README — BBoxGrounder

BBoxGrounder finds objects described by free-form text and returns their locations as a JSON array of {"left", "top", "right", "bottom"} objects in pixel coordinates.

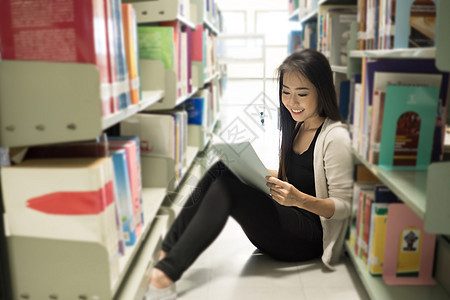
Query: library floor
[{"left": 172, "top": 79, "right": 371, "bottom": 300}]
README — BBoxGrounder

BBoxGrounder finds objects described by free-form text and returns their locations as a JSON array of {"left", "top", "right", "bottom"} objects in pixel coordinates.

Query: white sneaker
[{"left": 143, "top": 284, "right": 177, "bottom": 300}]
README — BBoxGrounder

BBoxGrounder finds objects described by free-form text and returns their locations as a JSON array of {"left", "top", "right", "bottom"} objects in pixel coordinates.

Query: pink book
[
  {"left": 0, "top": 0, "right": 111, "bottom": 116},
  {"left": 108, "top": 140, "right": 143, "bottom": 237},
  {"left": 191, "top": 25, "right": 204, "bottom": 62},
  {"left": 104, "top": 0, "right": 119, "bottom": 114}
]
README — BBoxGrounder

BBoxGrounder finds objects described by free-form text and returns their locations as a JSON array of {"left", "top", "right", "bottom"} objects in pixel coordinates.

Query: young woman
[{"left": 145, "top": 49, "right": 354, "bottom": 300}]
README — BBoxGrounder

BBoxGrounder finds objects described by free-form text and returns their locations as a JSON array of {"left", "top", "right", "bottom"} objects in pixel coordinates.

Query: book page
[{"left": 211, "top": 141, "right": 271, "bottom": 195}]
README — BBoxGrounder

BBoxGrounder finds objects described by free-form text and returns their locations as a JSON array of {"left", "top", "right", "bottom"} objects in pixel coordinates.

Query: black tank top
[{"left": 286, "top": 123, "right": 323, "bottom": 197}]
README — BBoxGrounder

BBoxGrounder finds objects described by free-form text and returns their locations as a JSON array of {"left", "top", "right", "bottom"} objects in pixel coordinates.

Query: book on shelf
[
  {"left": 288, "top": 30, "right": 302, "bottom": 54},
  {"left": 357, "top": 0, "right": 437, "bottom": 50},
  {"left": 349, "top": 75, "right": 362, "bottom": 152},
  {"left": 0, "top": 0, "right": 112, "bottom": 116},
  {"left": 355, "top": 58, "right": 449, "bottom": 162},
  {"left": 350, "top": 165, "right": 381, "bottom": 256},
  {"left": 355, "top": 185, "right": 375, "bottom": 258},
  {"left": 328, "top": 9, "right": 357, "bottom": 66},
  {"left": 367, "top": 71, "right": 443, "bottom": 165},
  {"left": 108, "top": 135, "right": 144, "bottom": 230},
  {"left": 180, "top": 97, "right": 208, "bottom": 126},
  {"left": 108, "top": 139, "right": 143, "bottom": 237},
  {"left": 121, "top": 4, "right": 141, "bottom": 105},
  {"left": 409, "top": 0, "right": 436, "bottom": 47},
  {"left": 367, "top": 185, "right": 400, "bottom": 275},
  {"left": 191, "top": 25, "right": 204, "bottom": 63},
  {"left": 110, "top": 0, "right": 131, "bottom": 110},
  {"left": 339, "top": 80, "right": 351, "bottom": 122},
  {"left": 378, "top": 85, "right": 439, "bottom": 170},
  {"left": 138, "top": 26, "right": 175, "bottom": 71},
  {"left": 289, "top": 0, "right": 299, "bottom": 15},
  {"left": 120, "top": 111, "right": 188, "bottom": 179},
  {"left": 302, "top": 21, "right": 317, "bottom": 51},
  {"left": 184, "top": 25, "right": 193, "bottom": 94},
  {"left": 159, "top": 20, "right": 182, "bottom": 99},
  {"left": 103, "top": 0, "right": 119, "bottom": 115},
  {"left": 1, "top": 157, "right": 121, "bottom": 282},
  {"left": 318, "top": 5, "right": 356, "bottom": 57},
  {"left": 110, "top": 149, "right": 136, "bottom": 247}
]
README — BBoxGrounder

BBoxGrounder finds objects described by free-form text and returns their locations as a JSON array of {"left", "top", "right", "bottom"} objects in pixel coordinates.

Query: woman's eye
[
  {"left": 298, "top": 94, "right": 307, "bottom": 97},
  {"left": 282, "top": 91, "right": 290, "bottom": 95}
]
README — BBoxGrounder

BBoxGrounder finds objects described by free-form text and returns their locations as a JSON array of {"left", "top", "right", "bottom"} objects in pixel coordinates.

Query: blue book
[
  {"left": 111, "top": 0, "right": 131, "bottom": 109},
  {"left": 109, "top": 135, "right": 144, "bottom": 228},
  {"left": 339, "top": 80, "right": 351, "bottom": 121},
  {"left": 183, "top": 97, "right": 206, "bottom": 125},
  {"left": 111, "top": 149, "right": 136, "bottom": 246}
]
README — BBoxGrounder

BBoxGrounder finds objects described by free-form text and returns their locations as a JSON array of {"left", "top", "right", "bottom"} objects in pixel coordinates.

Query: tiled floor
[{"left": 174, "top": 79, "right": 370, "bottom": 300}]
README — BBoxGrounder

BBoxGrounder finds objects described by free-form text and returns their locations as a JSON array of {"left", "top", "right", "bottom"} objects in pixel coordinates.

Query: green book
[
  {"left": 138, "top": 26, "right": 174, "bottom": 70},
  {"left": 379, "top": 85, "right": 439, "bottom": 170}
]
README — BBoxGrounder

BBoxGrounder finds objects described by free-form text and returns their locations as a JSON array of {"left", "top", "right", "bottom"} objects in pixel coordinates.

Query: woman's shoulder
[{"left": 321, "top": 119, "right": 350, "bottom": 139}]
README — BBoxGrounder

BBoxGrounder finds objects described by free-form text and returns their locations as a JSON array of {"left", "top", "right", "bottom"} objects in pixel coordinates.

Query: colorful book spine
[
  {"left": 108, "top": 140, "right": 143, "bottom": 237},
  {"left": 0, "top": 0, "right": 111, "bottom": 116},
  {"left": 111, "top": 0, "right": 131, "bottom": 109},
  {"left": 111, "top": 149, "right": 136, "bottom": 246},
  {"left": 121, "top": 4, "right": 140, "bottom": 105},
  {"left": 109, "top": 135, "right": 144, "bottom": 231},
  {"left": 367, "top": 202, "right": 390, "bottom": 275},
  {"left": 103, "top": 0, "right": 119, "bottom": 114}
]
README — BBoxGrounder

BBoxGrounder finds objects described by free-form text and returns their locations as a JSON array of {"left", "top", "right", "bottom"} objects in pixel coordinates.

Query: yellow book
[
  {"left": 122, "top": 4, "right": 140, "bottom": 104},
  {"left": 368, "top": 203, "right": 389, "bottom": 275},
  {"left": 397, "top": 226, "right": 421, "bottom": 277}
]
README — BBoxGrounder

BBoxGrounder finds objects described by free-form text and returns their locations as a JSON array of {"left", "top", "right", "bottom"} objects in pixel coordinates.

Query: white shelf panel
[
  {"left": 205, "top": 72, "right": 220, "bottom": 84},
  {"left": 300, "top": 10, "right": 318, "bottom": 24},
  {"left": 345, "top": 242, "right": 449, "bottom": 300},
  {"left": 0, "top": 60, "right": 103, "bottom": 147},
  {"left": 127, "top": 0, "right": 195, "bottom": 28},
  {"left": 177, "top": 15, "right": 196, "bottom": 30},
  {"left": 203, "top": 18, "right": 219, "bottom": 35},
  {"left": 350, "top": 47, "right": 436, "bottom": 59},
  {"left": 331, "top": 65, "right": 348, "bottom": 73},
  {"left": 353, "top": 150, "right": 427, "bottom": 219},
  {"left": 102, "top": 90, "right": 164, "bottom": 130},
  {"left": 112, "top": 188, "right": 167, "bottom": 296},
  {"left": 288, "top": 9, "right": 300, "bottom": 21}
]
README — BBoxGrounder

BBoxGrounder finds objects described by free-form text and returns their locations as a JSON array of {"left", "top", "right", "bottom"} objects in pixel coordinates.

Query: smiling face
[{"left": 281, "top": 72, "right": 322, "bottom": 126}]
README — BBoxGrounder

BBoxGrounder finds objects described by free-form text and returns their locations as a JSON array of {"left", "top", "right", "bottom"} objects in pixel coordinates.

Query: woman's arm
[{"left": 266, "top": 176, "right": 335, "bottom": 218}]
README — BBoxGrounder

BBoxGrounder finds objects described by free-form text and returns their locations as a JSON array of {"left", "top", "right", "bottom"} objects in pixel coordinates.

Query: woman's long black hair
[{"left": 276, "top": 49, "right": 342, "bottom": 181}]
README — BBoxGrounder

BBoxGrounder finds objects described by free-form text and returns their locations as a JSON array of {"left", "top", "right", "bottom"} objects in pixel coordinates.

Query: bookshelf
[
  {"left": 291, "top": 0, "right": 450, "bottom": 298},
  {"left": 0, "top": 59, "right": 165, "bottom": 148},
  {"left": 345, "top": 241, "right": 449, "bottom": 300},
  {"left": 0, "top": 0, "right": 223, "bottom": 299}
]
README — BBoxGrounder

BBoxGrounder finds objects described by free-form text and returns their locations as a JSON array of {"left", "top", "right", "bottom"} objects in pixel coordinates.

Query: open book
[{"left": 211, "top": 141, "right": 271, "bottom": 195}]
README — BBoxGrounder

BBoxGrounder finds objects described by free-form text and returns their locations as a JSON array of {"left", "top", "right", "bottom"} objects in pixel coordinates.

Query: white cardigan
[{"left": 313, "top": 118, "right": 354, "bottom": 269}]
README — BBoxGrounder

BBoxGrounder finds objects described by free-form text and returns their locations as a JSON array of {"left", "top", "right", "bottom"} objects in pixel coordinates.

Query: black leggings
[{"left": 155, "top": 161, "right": 323, "bottom": 281}]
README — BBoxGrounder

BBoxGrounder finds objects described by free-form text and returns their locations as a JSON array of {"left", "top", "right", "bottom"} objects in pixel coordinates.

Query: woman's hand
[
  {"left": 267, "top": 169, "right": 278, "bottom": 178},
  {"left": 265, "top": 176, "right": 303, "bottom": 207}
]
